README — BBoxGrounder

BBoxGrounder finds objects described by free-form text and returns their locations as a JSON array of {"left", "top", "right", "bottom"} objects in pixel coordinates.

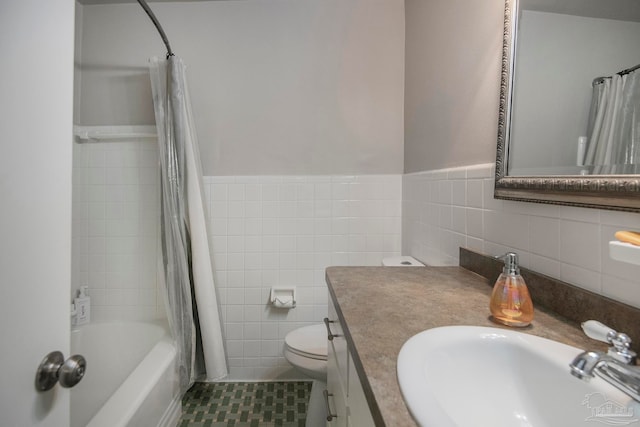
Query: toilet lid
[{"left": 285, "top": 324, "right": 327, "bottom": 360}]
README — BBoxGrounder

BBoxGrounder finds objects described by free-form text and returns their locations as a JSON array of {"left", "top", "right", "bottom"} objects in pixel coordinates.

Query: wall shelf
[
  {"left": 74, "top": 125, "right": 157, "bottom": 142},
  {"left": 609, "top": 241, "right": 640, "bottom": 266}
]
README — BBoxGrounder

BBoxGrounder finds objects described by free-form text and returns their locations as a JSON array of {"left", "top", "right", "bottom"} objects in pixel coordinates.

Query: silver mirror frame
[{"left": 494, "top": 0, "right": 640, "bottom": 212}]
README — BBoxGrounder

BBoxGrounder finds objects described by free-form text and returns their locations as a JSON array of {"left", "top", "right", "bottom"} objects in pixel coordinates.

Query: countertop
[{"left": 325, "top": 266, "right": 606, "bottom": 427}]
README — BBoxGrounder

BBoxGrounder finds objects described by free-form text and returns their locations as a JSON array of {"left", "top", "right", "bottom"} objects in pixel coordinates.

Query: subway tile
[
  {"left": 600, "top": 210, "right": 640, "bottom": 228},
  {"left": 484, "top": 210, "right": 529, "bottom": 251},
  {"left": 560, "top": 206, "right": 600, "bottom": 224},
  {"left": 437, "top": 180, "right": 453, "bottom": 205},
  {"left": 228, "top": 184, "right": 245, "bottom": 201},
  {"left": 529, "top": 216, "right": 560, "bottom": 259},
  {"left": 558, "top": 220, "right": 601, "bottom": 271},
  {"left": 466, "top": 164, "right": 494, "bottom": 179},
  {"left": 466, "top": 236, "right": 484, "bottom": 253},
  {"left": 331, "top": 182, "right": 350, "bottom": 200},
  {"left": 228, "top": 218, "right": 245, "bottom": 235},
  {"left": 602, "top": 274, "right": 640, "bottom": 309},
  {"left": 560, "top": 263, "right": 602, "bottom": 294},
  {"left": 466, "top": 208, "right": 483, "bottom": 239},
  {"left": 244, "top": 184, "right": 261, "bottom": 201},
  {"left": 261, "top": 184, "right": 279, "bottom": 201},
  {"left": 447, "top": 168, "right": 467, "bottom": 180},
  {"left": 529, "top": 254, "right": 562, "bottom": 280},
  {"left": 482, "top": 179, "right": 502, "bottom": 211},
  {"left": 296, "top": 219, "right": 315, "bottom": 235},
  {"left": 466, "top": 180, "right": 484, "bottom": 208},
  {"left": 243, "top": 323, "right": 261, "bottom": 340}
]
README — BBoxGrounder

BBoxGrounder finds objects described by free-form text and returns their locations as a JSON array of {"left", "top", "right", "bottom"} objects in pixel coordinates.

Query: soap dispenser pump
[{"left": 489, "top": 252, "right": 533, "bottom": 327}]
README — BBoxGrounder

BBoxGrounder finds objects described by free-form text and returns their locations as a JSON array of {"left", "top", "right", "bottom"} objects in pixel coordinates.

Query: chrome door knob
[{"left": 35, "top": 351, "right": 87, "bottom": 391}]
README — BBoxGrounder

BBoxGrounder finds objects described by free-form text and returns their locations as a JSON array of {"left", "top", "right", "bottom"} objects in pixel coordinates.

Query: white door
[{"left": 0, "top": 1, "right": 75, "bottom": 426}]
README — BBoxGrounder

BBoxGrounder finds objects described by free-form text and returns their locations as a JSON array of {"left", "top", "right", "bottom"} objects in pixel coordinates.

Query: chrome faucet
[{"left": 569, "top": 320, "right": 640, "bottom": 402}]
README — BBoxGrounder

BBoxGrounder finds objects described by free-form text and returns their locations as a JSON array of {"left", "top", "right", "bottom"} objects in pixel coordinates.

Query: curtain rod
[
  {"left": 136, "top": 0, "right": 174, "bottom": 58},
  {"left": 592, "top": 62, "right": 640, "bottom": 86}
]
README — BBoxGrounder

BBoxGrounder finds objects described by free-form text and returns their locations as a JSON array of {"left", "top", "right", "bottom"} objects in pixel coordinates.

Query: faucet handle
[
  {"left": 582, "top": 320, "right": 636, "bottom": 364},
  {"left": 582, "top": 320, "right": 616, "bottom": 342}
]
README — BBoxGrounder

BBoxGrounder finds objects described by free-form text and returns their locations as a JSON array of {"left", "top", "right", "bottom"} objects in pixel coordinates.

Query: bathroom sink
[{"left": 397, "top": 326, "right": 640, "bottom": 427}]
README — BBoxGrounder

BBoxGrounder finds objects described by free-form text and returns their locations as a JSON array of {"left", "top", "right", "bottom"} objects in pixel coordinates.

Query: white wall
[
  {"left": 403, "top": 164, "right": 640, "bottom": 309},
  {"left": 510, "top": 11, "right": 640, "bottom": 174},
  {"left": 78, "top": 0, "right": 405, "bottom": 176},
  {"left": 205, "top": 175, "right": 402, "bottom": 379}
]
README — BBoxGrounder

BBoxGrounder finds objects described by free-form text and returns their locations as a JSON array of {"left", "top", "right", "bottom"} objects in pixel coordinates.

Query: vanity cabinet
[{"left": 325, "top": 299, "right": 376, "bottom": 427}]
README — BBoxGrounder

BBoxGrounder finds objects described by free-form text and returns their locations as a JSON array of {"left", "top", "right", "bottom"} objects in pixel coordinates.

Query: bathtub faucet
[{"left": 569, "top": 320, "right": 640, "bottom": 402}]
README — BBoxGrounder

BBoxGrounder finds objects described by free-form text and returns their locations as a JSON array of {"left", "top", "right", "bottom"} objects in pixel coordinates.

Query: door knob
[{"left": 35, "top": 351, "right": 87, "bottom": 391}]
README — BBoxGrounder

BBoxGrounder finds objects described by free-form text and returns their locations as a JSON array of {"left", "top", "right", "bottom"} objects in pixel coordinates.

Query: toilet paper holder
[{"left": 270, "top": 287, "right": 296, "bottom": 309}]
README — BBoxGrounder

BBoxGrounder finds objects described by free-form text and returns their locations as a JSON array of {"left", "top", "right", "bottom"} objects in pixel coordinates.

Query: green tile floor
[{"left": 177, "top": 381, "right": 313, "bottom": 427}]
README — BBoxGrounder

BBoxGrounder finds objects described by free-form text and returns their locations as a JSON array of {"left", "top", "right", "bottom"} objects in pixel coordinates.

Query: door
[{"left": 0, "top": 0, "right": 75, "bottom": 425}]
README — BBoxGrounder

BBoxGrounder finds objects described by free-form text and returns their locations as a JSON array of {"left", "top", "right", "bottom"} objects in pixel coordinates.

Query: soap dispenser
[{"left": 489, "top": 252, "right": 533, "bottom": 327}]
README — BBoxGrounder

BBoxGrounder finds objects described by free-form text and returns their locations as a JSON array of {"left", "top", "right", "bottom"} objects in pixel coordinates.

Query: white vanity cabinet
[{"left": 325, "top": 299, "right": 376, "bottom": 427}]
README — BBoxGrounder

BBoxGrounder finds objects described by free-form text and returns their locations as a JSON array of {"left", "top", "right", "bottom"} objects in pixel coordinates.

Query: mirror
[{"left": 495, "top": 0, "right": 640, "bottom": 211}]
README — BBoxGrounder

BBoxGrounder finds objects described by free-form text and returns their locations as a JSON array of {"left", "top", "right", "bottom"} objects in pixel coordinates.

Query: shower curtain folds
[
  {"left": 149, "top": 56, "right": 227, "bottom": 394},
  {"left": 585, "top": 69, "right": 640, "bottom": 170}
]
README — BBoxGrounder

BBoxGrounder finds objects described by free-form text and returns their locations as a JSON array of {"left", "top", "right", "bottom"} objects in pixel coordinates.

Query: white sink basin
[{"left": 397, "top": 326, "right": 640, "bottom": 427}]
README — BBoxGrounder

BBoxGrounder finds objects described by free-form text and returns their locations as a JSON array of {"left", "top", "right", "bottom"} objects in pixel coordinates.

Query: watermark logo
[{"left": 582, "top": 393, "right": 638, "bottom": 425}]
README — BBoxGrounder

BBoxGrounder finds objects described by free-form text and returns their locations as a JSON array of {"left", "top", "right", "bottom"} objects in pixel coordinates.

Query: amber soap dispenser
[{"left": 489, "top": 252, "right": 534, "bottom": 327}]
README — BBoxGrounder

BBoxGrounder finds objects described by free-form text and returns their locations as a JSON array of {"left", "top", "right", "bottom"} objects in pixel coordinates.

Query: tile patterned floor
[{"left": 177, "top": 381, "right": 313, "bottom": 427}]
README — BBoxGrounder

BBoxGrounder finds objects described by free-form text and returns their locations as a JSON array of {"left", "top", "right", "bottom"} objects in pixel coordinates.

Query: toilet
[
  {"left": 283, "top": 256, "right": 424, "bottom": 381},
  {"left": 283, "top": 257, "right": 423, "bottom": 426},
  {"left": 283, "top": 324, "right": 328, "bottom": 381},
  {"left": 283, "top": 324, "right": 328, "bottom": 427}
]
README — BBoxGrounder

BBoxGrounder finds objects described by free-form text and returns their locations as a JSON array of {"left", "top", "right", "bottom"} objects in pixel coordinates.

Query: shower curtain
[
  {"left": 149, "top": 56, "right": 227, "bottom": 394},
  {"left": 584, "top": 70, "right": 640, "bottom": 172}
]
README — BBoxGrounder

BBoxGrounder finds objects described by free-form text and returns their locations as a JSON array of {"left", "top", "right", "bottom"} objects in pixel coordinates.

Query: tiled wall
[
  {"left": 402, "top": 163, "right": 640, "bottom": 309},
  {"left": 72, "top": 141, "right": 401, "bottom": 379},
  {"left": 204, "top": 175, "right": 402, "bottom": 380},
  {"left": 71, "top": 140, "right": 165, "bottom": 321}
]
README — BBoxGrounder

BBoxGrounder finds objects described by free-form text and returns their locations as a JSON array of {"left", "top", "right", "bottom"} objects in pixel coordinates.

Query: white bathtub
[{"left": 70, "top": 321, "right": 181, "bottom": 427}]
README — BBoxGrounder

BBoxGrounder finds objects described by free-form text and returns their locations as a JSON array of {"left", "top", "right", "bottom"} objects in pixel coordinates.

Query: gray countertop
[{"left": 325, "top": 266, "right": 605, "bottom": 427}]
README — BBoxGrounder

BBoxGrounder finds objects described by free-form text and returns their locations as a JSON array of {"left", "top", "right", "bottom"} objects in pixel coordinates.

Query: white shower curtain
[
  {"left": 149, "top": 56, "right": 227, "bottom": 393},
  {"left": 585, "top": 70, "right": 640, "bottom": 172}
]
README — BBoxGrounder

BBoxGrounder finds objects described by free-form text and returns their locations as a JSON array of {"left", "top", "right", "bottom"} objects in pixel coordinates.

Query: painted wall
[
  {"left": 404, "top": 0, "right": 504, "bottom": 173},
  {"left": 77, "top": 0, "right": 405, "bottom": 176},
  {"left": 510, "top": 11, "right": 640, "bottom": 175}
]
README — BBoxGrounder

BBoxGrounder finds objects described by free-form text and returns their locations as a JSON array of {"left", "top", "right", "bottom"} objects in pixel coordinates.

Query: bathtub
[{"left": 70, "top": 321, "right": 181, "bottom": 427}]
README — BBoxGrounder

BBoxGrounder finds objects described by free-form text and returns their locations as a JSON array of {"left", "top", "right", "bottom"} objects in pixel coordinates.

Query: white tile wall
[
  {"left": 402, "top": 163, "right": 640, "bottom": 309},
  {"left": 204, "top": 175, "right": 402, "bottom": 380},
  {"left": 71, "top": 140, "right": 165, "bottom": 321},
  {"left": 73, "top": 148, "right": 639, "bottom": 380}
]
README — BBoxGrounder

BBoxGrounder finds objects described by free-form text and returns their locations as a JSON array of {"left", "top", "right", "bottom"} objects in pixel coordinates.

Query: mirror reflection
[{"left": 507, "top": 0, "right": 640, "bottom": 176}]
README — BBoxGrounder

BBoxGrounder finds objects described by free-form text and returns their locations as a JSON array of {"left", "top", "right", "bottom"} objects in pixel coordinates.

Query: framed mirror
[{"left": 495, "top": 0, "right": 640, "bottom": 212}]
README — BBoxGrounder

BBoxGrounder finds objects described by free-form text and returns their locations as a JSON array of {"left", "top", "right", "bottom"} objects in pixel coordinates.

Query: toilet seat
[{"left": 284, "top": 324, "right": 327, "bottom": 361}]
